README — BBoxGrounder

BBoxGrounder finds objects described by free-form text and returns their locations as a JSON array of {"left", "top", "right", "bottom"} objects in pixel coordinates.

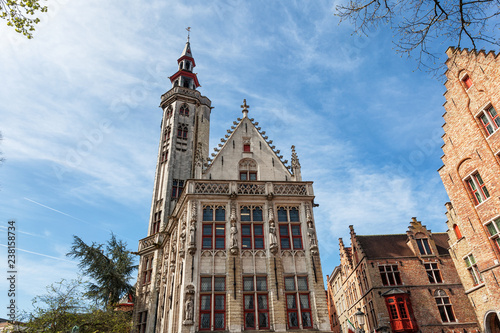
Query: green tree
[
  {"left": 22, "top": 278, "right": 133, "bottom": 332},
  {"left": 0, "top": 0, "right": 48, "bottom": 39},
  {"left": 336, "top": 0, "right": 500, "bottom": 70},
  {"left": 67, "top": 234, "right": 137, "bottom": 308}
]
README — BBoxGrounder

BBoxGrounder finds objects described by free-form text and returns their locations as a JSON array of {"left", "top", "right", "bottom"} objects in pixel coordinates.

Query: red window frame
[
  {"left": 467, "top": 172, "right": 490, "bottom": 205},
  {"left": 243, "top": 144, "right": 251, "bottom": 152},
  {"left": 279, "top": 224, "right": 291, "bottom": 249},
  {"left": 202, "top": 224, "right": 213, "bottom": 249},
  {"left": 299, "top": 293, "right": 313, "bottom": 328},
  {"left": 177, "top": 125, "right": 188, "bottom": 139},
  {"left": 286, "top": 293, "right": 299, "bottom": 329},
  {"left": 241, "top": 224, "right": 264, "bottom": 250},
  {"left": 180, "top": 105, "right": 189, "bottom": 116},
  {"left": 161, "top": 150, "right": 168, "bottom": 163},
  {"left": 151, "top": 211, "right": 161, "bottom": 234},
  {"left": 202, "top": 223, "right": 225, "bottom": 250},
  {"left": 199, "top": 277, "right": 226, "bottom": 331},
  {"left": 199, "top": 293, "right": 211, "bottom": 330},
  {"left": 214, "top": 224, "right": 225, "bottom": 249},
  {"left": 480, "top": 113, "right": 495, "bottom": 135},
  {"left": 384, "top": 295, "right": 418, "bottom": 332},
  {"left": 171, "top": 179, "right": 184, "bottom": 199}
]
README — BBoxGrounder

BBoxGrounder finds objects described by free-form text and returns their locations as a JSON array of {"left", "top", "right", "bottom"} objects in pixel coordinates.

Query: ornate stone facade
[{"left": 133, "top": 39, "right": 331, "bottom": 333}]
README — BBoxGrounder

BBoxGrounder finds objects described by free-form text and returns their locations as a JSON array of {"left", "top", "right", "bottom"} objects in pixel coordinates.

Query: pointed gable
[{"left": 205, "top": 109, "right": 292, "bottom": 181}]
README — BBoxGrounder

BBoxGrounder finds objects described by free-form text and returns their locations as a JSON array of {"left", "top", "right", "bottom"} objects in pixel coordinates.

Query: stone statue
[
  {"left": 185, "top": 296, "right": 193, "bottom": 321},
  {"left": 189, "top": 221, "right": 196, "bottom": 246},
  {"left": 269, "top": 221, "right": 278, "bottom": 253},
  {"left": 307, "top": 221, "right": 318, "bottom": 255},
  {"left": 179, "top": 223, "right": 186, "bottom": 258},
  {"left": 230, "top": 221, "right": 238, "bottom": 254}
]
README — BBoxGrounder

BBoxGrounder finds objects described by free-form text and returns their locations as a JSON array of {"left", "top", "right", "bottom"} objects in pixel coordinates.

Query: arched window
[
  {"left": 453, "top": 224, "right": 462, "bottom": 239},
  {"left": 177, "top": 124, "right": 188, "bottom": 140},
  {"left": 434, "top": 290, "right": 456, "bottom": 323},
  {"left": 239, "top": 159, "right": 257, "bottom": 181},
  {"left": 180, "top": 104, "right": 189, "bottom": 116},
  {"left": 166, "top": 106, "right": 173, "bottom": 119}
]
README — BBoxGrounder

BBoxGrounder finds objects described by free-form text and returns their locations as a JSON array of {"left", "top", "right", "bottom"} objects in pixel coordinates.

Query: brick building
[
  {"left": 328, "top": 219, "right": 478, "bottom": 333},
  {"left": 326, "top": 268, "right": 341, "bottom": 333},
  {"left": 438, "top": 47, "right": 500, "bottom": 332},
  {"left": 133, "top": 38, "right": 331, "bottom": 333}
]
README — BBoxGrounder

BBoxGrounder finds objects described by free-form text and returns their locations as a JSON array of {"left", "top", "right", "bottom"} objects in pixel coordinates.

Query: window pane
[
  {"left": 253, "top": 207, "right": 263, "bottom": 221},
  {"left": 297, "top": 277, "right": 308, "bottom": 290},
  {"left": 202, "top": 238, "right": 212, "bottom": 249},
  {"left": 200, "top": 295, "right": 211, "bottom": 310},
  {"left": 200, "top": 313, "right": 210, "bottom": 329},
  {"left": 281, "top": 238, "right": 290, "bottom": 249},
  {"left": 277, "top": 208, "right": 288, "bottom": 222},
  {"left": 215, "top": 208, "right": 225, "bottom": 221},
  {"left": 215, "top": 238, "right": 225, "bottom": 249},
  {"left": 240, "top": 173, "right": 247, "bottom": 181},
  {"left": 293, "top": 238, "right": 303, "bottom": 249},
  {"left": 291, "top": 225, "right": 301, "bottom": 236},
  {"left": 302, "top": 312, "right": 312, "bottom": 327},
  {"left": 203, "top": 208, "right": 213, "bottom": 221},
  {"left": 299, "top": 294, "right": 310, "bottom": 308},
  {"left": 241, "top": 207, "right": 251, "bottom": 221},
  {"left": 256, "top": 277, "right": 267, "bottom": 291},
  {"left": 258, "top": 295, "right": 268, "bottom": 309},
  {"left": 288, "top": 312, "right": 299, "bottom": 328},
  {"left": 244, "top": 295, "right": 254, "bottom": 309},
  {"left": 242, "top": 237, "right": 252, "bottom": 249},
  {"left": 214, "top": 295, "right": 225, "bottom": 310},
  {"left": 243, "top": 277, "right": 254, "bottom": 291},
  {"left": 289, "top": 208, "right": 299, "bottom": 221},
  {"left": 203, "top": 225, "right": 212, "bottom": 235},
  {"left": 422, "top": 239, "right": 431, "bottom": 254},
  {"left": 245, "top": 312, "right": 255, "bottom": 328},
  {"left": 215, "top": 225, "right": 225, "bottom": 235},
  {"left": 285, "top": 277, "right": 295, "bottom": 291},
  {"left": 214, "top": 277, "right": 225, "bottom": 291},
  {"left": 286, "top": 294, "right": 297, "bottom": 309},
  {"left": 254, "top": 225, "right": 263, "bottom": 235},
  {"left": 214, "top": 313, "right": 224, "bottom": 329},
  {"left": 259, "top": 312, "right": 269, "bottom": 328},
  {"left": 201, "top": 278, "right": 211, "bottom": 292},
  {"left": 280, "top": 225, "right": 289, "bottom": 236},
  {"left": 255, "top": 238, "right": 264, "bottom": 249},
  {"left": 249, "top": 173, "right": 257, "bottom": 181},
  {"left": 242, "top": 225, "right": 251, "bottom": 235}
]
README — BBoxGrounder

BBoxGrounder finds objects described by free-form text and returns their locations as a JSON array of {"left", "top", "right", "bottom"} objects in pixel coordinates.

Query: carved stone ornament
[
  {"left": 305, "top": 204, "right": 312, "bottom": 223},
  {"left": 188, "top": 220, "right": 197, "bottom": 255},
  {"left": 230, "top": 221, "right": 239, "bottom": 254},
  {"left": 179, "top": 221, "right": 186, "bottom": 258},
  {"left": 291, "top": 145, "right": 301, "bottom": 169}
]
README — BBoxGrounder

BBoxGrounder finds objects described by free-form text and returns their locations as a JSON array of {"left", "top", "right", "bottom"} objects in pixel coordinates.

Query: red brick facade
[
  {"left": 439, "top": 47, "right": 500, "bottom": 332},
  {"left": 328, "top": 219, "right": 478, "bottom": 333}
]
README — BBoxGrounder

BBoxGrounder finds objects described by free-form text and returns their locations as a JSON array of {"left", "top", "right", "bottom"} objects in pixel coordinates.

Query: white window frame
[
  {"left": 477, "top": 104, "right": 500, "bottom": 136},
  {"left": 464, "top": 171, "right": 490, "bottom": 205},
  {"left": 484, "top": 216, "right": 500, "bottom": 251},
  {"left": 463, "top": 252, "right": 483, "bottom": 286}
]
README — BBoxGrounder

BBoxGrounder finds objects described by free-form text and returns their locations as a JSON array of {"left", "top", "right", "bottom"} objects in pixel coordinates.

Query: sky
[{"left": 0, "top": 0, "right": 490, "bottom": 316}]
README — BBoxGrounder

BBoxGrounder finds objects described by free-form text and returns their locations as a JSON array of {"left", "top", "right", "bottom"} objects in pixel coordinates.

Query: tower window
[
  {"left": 462, "top": 74, "right": 473, "bottom": 89},
  {"left": 166, "top": 106, "right": 173, "bottom": 119},
  {"left": 478, "top": 105, "right": 500, "bottom": 136},
  {"left": 141, "top": 256, "right": 153, "bottom": 285},
  {"left": 151, "top": 211, "right": 161, "bottom": 234},
  {"left": 177, "top": 124, "right": 188, "bottom": 140},
  {"left": 465, "top": 172, "right": 490, "bottom": 205},
  {"left": 180, "top": 104, "right": 189, "bottom": 116},
  {"left": 171, "top": 179, "right": 184, "bottom": 199},
  {"left": 434, "top": 290, "right": 456, "bottom": 322},
  {"left": 161, "top": 150, "right": 168, "bottom": 163}
]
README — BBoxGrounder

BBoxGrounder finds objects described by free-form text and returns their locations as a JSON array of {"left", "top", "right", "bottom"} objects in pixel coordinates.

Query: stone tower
[
  {"left": 439, "top": 47, "right": 500, "bottom": 332},
  {"left": 134, "top": 39, "right": 331, "bottom": 333}
]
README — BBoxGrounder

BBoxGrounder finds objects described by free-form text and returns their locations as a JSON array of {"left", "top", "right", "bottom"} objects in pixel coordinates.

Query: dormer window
[{"left": 415, "top": 234, "right": 432, "bottom": 255}]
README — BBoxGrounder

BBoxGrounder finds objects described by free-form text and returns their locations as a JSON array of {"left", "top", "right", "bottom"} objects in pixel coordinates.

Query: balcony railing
[
  {"left": 186, "top": 180, "right": 314, "bottom": 196},
  {"left": 138, "top": 232, "right": 164, "bottom": 252}
]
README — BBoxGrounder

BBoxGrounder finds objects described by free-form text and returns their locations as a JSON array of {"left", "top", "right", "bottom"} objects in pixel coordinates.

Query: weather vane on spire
[{"left": 186, "top": 27, "right": 191, "bottom": 42}]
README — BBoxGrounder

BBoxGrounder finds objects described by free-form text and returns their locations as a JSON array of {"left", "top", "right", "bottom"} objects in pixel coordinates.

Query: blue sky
[{"left": 0, "top": 0, "right": 480, "bottom": 315}]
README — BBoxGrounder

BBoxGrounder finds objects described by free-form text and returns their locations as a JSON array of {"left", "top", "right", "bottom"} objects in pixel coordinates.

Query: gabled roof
[
  {"left": 204, "top": 107, "right": 293, "bottom": 181},
  {"left": 356, "top": 233, "right": 449, "bottom": 259}
]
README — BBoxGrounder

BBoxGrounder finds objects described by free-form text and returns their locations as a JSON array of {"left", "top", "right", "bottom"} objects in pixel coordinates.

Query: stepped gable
[{"left": 204, "top": 99, "right": 294, "bottom": 181}]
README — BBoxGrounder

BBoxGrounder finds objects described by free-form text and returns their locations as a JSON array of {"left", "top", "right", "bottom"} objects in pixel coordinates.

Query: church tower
[{"left": 134, "top": 37, "right": 331, "bottom": 333}]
